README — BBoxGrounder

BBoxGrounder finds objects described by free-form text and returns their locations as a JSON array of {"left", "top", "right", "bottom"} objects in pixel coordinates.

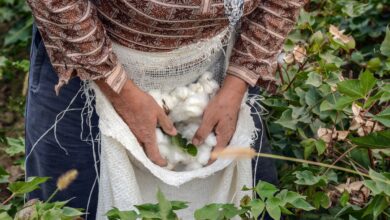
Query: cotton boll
[
  {"left": 161, "top": 94, "right": 178, "bottom": 111},
  {"left": 180, "top": 123, "right": 199, "bottom": 140},
  {"left": 182, "top": 105, "right": 204, "bottom": 118},
  {"left": 156, "top": 128, "right": 170, "bottom": 145},
  {"left": 157, "top": 142, "right": 171, "bottom": 161},
  {"left": 202, "top": 80, "right": 219, "bottom": 95},
  {"left": 169, "top": 105, "right": 191, "bottom": 122},
  {"left": 165, "top": 163, "right": 176, "bottom": 170},
  {"left": 199, "top": 71, "right": 214, "bottom": 82},
  {"left": 184, "top": 162, "right": 203, "bottom": 171},
  {"left": 189, "top": 83, "right": 204, "bottom": 93},
  {"left": 171, "top": 86, "right": 191, "bottom": 100},
  {"left": 169, "top": 93, "right": 208, "bottom": 122},
  {"left": 173, "top": 150, "right": 189, "bottom": 163},
  {"left": 204, "top": 133, "right": 217, "bottom": 147},
  {"left": 184, "top": 93, "right": 209, "bottom": 111},
  {"left": 196, "top": 144, "right": 212, "bottom": 165}
]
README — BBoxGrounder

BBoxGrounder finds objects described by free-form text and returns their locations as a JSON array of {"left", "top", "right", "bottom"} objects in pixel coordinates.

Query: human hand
[
  {"left": 192, "top": 75, "right": 248, "bottom": 160},
  {"left": 96, "top": 79, "right": 177, "bottom": 166}
]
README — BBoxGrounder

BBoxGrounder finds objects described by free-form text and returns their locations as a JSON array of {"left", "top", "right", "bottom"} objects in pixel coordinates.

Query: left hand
[{"left": 192, "top": 74, "right": 248, "bottom": 158}]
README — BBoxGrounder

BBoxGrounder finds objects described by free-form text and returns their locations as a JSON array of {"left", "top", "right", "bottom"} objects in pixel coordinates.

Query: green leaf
[
  {"left": 340, "top": 191, "right": 350, "bottom": 207},
  {"left": 4, "top": 17, "right": 33, "bottom": 46},
  {"left": 255, "top": 181, "right": 278, "bottom": 200},
  {"left": 157, "top": 189, "right": 172, "bottom": 220},
  {"left": 334, "top": 96, "right": 357, "bottom": 110},
  {"left": 275, "top": 109, "right": 298, "bottom": 130},
  {"left": 350, "top": 148, "right": 371, "bottom": 169},
  {"left": 289, "top": 198, "right": 315, "bottom": 211},
  {"left": 364, "top": 169, "right": 390, "bottom": 196},
  {"left": 266, "top": 198, "right": 282, "bottom": 220},
  {"left": 194, "top": 204, "right": 223, "bottom": 220},
  {"left": 301, "top": 139, "right": 315, "bottom": 159},
  {"left": 305, "top": 72, "right": 322, "bottom": 87},
  {"left": 359, "top": 71, "right": 377, "bottom": 96},
  {"left": 106, "top": 207, "right": 138, "bottom": 220},
  {"left": 294, "top": 170, "right": 327, "bottom": 186},
  {"left": 0, "top": 212, "right": 12, "bottom": 220},
  {"left": 61, "top": 207, "right": 84, "bottom": 218},
  {"left": 315, "top": 140, "right": 327, "bottom": 156},
  {"left": 362, "top": 195, "right": 389, "bottom": 219},
  {"left": 350, "top": 130, "right": 390, "bottom": 148},
  {"left": 373, "top": 108, "right": 390, "bottom": 127},
  {"left": 171, "top": 134, "right": 187, "bottom": 148},
  {"left": 380, "top": 26, "right": 390, "bottom": 57},
  {"left": 337, "top": 79, "right": 364, "bottom": 98},
  {"left": 8, "top": 177, "right": 50, "bottom": 195},
  {"left": 249, "top": 199, "right": 265, "bottom": 219},
  {"left": 0, "top": 166, "right": 9, "bottom": 184},
  {"left": 367, "top": 57, "right": 382, "bottom": 72},
  {"left": 5, "top": 137, "right": 25, "bottom": 156},
  {"left": 313, "top": 192, "right": 331, "bottom": 209},
  {"left": 171, "top": 201, "right": 189, "bottom": 210},
  {"left": 41, "top": 208, "right": 63, "bottom": 220},
  {"left": 185, "top": 144, "right": 198, "bottom": 156}
]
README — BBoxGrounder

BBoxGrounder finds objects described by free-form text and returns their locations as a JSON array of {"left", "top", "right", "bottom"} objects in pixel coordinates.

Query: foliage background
[{"left": 0, "top": 0, "right": 389, "bottom": 219}]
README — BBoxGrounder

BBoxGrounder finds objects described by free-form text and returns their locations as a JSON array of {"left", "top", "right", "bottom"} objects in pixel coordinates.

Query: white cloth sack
[{"left": 93, "top": 30, "right": 257, "bottom": 219}]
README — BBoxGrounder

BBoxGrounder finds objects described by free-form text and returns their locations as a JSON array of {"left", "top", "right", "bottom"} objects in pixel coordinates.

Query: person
[{"left": 25, "top": 0, "right": 307, "bottom": 219}]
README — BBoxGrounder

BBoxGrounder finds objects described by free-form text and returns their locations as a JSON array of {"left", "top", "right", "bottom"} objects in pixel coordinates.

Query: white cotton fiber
[
  {"left": 171, "top": 86, "right": 191, "bottom": 100},
  {"left": 196, "top": 144, "right": 212, "bottom": 165},
  {"left": 151, "top": 74, "right": 221, "bottom": 171},
  {"left": 161, "top": 94, "right": 178, "bottom": 111},
  {"left": 180, "top": 123, "right": 199, "bottom": 140},
  {"left": 204, "top": 134, "right": 217, "bottom": 147}
]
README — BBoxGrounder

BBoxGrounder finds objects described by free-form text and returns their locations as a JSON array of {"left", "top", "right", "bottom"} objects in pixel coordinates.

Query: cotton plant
[{"left": 148, "top": 72, "right": 219, "bottom": 171}]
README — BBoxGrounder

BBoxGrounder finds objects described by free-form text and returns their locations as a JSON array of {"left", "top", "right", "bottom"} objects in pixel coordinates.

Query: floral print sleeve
[
  {"left": 27, "top": 0, "right": 127, "bottom": 94},
  {"left": 228, "top": 0, "right": 308, "bottom": 92}
]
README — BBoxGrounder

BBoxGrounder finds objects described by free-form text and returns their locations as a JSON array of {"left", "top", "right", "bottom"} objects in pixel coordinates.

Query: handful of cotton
[{"left": 148, "top": 72, "right": 219, "bottom": 171}]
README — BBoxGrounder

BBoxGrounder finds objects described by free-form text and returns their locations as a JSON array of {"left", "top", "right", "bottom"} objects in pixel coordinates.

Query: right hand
[{"left": 96, "top": 79, "right": 177, "bottom": 166}]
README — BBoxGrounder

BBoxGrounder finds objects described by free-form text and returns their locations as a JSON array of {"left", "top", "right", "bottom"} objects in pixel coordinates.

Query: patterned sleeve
[
  {"left": 227, "top": 0, "right": 308, "bottom": 91},
  {"left": 27, "top": 0, "right": 127, "bottom": 94}
]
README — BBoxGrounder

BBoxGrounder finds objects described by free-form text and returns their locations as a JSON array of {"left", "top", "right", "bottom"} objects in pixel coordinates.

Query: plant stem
[
  {"left": 46, "top": 188, "right": 59, "bottom": 203},
  {"left": 1, "top": 193, "right": 15, "bottom": 205},
  {"left": 256, "top": 152, "right": 370, "bottom": 178},
  {"left": 322, "top": 145, "right": 358, "bottom": 175}
]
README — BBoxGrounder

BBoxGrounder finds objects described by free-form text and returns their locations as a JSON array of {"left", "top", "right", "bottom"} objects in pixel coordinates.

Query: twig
[
  {"left": 323, "top": 145, "right": 358, "bottom": 175},
  {"left": 255, "top": 152, "right": 370, "bottom": 178},
  {"left": 1, "top": 193, "right": 15, "bottom": 206}
]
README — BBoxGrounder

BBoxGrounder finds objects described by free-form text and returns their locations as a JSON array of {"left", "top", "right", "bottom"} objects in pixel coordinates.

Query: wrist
[
  {"left": 96, "top": 79, "right": 140, "bottom": 105},
  {"left": 221, "top": 74, "right": 248, "bottom": 97}
]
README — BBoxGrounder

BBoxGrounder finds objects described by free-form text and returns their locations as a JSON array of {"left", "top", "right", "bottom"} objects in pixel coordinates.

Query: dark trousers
[{"left": 25, "top": 26, "right": 277, "bottom": 219}]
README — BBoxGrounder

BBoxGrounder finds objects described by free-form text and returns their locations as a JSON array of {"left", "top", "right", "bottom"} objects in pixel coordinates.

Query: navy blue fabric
[
  {"left": 25, "top": 25, "right": 100, "bottom": 219},
  {"left": 25, "top": 25, "right": 277, "bottom": 220}
]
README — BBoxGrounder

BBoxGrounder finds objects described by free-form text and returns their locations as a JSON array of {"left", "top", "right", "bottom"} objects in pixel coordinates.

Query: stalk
[
  {"left": 255, "top": 152, "right": 371, "bottom": 178},
  {"left": 1, "top": 193, "right": 15, "bottom": 205}
]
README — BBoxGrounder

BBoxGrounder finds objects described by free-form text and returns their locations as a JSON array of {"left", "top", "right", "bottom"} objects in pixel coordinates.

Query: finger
[
  {"left": 157, "top": 111, "right": 177, "bottom": 136},
  {"left": 208, "top": 133, "right": 231, "bottom": 164},
  {"left": 210, "top": 122, "right": 235, "bottom": 159},
  {"left": 142, "top": 131, "right": 167, "bottom": 166},
  {"left": 192, "top": 116, "right": 217, "bottom": 146}
]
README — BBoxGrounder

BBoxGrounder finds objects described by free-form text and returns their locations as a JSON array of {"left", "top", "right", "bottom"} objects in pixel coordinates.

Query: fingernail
[
  {"left": 172, "top": 128, "right": 177, "bottom": 135},
  {"left": 192, "top": 138, "right": 200, "bottom": 146}
]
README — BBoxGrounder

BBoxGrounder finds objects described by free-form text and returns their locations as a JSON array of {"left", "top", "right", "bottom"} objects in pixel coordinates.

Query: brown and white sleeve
[
  {"left": 228, "top": 0, "right": 308, "bottom": 90},
  {"left": 27, "top": 0, "right": 127, "bottom": 94}
]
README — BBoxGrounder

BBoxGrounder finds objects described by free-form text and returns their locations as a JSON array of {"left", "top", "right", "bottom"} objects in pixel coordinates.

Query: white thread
[
  {"left": 246, "top": 94, "right": 268, "bottom": 192},
  {"left": 25, "top": 86, "right": 83, "bottom": 163}
]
